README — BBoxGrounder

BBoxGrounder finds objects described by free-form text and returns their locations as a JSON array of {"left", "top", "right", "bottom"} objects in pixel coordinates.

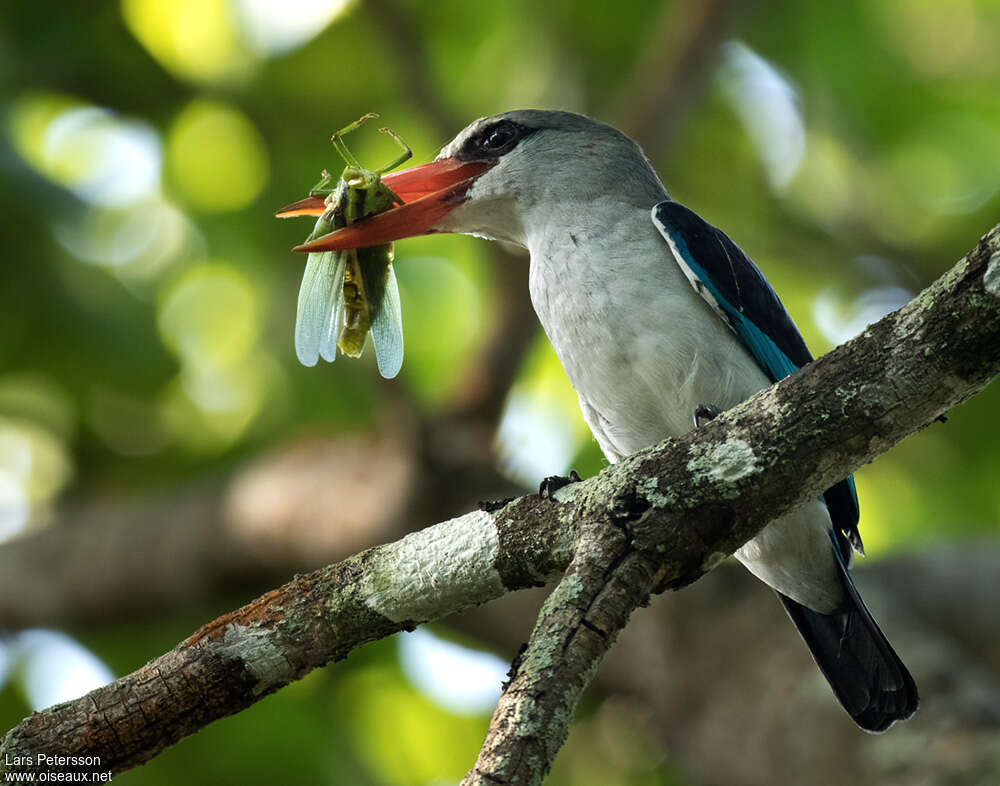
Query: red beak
[
  {"left": 274, "top": 195, "right": 326, "bottom": 218},
  {"left": 276, "top": 158, "right": 492, "bottom": 253}
]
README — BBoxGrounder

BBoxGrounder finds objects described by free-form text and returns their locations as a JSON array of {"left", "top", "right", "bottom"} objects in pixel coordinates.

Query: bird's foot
[
  {"left": 693, "top": 404, "right": 722, "bottom": 428},
  {"left": 538, "top": 470, "right": 582, "bottom": 499}
]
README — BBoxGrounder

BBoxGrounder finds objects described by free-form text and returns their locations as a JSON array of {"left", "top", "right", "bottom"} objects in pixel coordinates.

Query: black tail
[{"left": 778, "top": 557, "right": 918, "bottom": 732}]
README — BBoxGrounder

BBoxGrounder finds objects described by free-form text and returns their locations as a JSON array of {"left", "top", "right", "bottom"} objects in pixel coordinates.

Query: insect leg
[
  {"left": 308, "top": 169, "right": 335, "bottom": 197},
  {"left": 330, "top": 113, "right": 378, "bottom": 169},
  {"left": 375, "top": 127, "right": 413, "bottom": 174}
]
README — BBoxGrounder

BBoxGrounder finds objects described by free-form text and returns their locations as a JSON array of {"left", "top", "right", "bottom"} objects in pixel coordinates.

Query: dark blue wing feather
[{"left": 652, "top": 200, "right": 861, "bottom": 552}]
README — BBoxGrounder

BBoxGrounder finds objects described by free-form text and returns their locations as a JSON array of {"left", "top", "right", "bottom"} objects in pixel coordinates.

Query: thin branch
[
  {"left": 2, "top": 225, "right": 998, "bottom": 780},
  {"left": 464, "top": 517, "right": 662, "bottom": 785}
]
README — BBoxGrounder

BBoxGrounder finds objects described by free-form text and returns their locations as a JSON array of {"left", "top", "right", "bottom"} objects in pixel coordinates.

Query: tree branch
[
  {"left": 0, "top": 504, "right": 575, "bottom": 776},
  {"left": 2, "top": 225, "right": 998, "bottom": 780},
  {"left": 464, "top": 514, "right": 661, "bottom": 785}
]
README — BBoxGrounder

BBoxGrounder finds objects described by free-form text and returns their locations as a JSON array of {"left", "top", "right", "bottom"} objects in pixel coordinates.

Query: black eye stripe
[{"left": 456, "top": 120, "right": 535, "bottom": 161}]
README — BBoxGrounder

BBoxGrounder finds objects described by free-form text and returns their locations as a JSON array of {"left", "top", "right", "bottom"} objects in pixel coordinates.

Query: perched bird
[{"left": 286, "top": 110, "right": 919, "bottom": 731}]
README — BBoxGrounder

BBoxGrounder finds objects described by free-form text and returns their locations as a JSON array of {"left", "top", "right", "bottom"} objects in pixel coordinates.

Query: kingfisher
[{"left": 280, "top": 110, "right": 919, "bottom": 731}]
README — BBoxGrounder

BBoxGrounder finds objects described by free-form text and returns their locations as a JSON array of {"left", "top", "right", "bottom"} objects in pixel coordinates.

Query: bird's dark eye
[
  {"left": 456, "top": 120, "right": 532, "bottom": 162},
  {"left": 479, "top": 123, "right": 518, "bottom": 153}
]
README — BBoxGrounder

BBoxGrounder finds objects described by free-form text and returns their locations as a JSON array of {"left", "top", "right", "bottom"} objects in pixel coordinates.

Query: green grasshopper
[{"left": 288, "top": 114, "right": 411, "bottom": 377}]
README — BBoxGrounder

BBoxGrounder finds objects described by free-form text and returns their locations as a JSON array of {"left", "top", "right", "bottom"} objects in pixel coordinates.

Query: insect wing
[
  {"left": 319, "top": 252, "right": 349, "bottom": 362},
  {"left": 369, "top": 263, "right": 404, "bottom": 378},
  {"left": 319, "top": 251, "right": 353, "bottom": 363},
  {"left": 295, "top": 250, "right": 346, "bottom": 367}
]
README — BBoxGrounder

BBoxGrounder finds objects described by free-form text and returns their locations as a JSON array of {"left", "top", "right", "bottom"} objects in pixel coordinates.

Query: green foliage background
[{"left": 1, "top": 0, "right": 998, "bottom": 783}]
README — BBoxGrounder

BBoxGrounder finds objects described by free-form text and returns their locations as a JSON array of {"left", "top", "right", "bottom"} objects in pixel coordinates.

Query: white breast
[{"left": 527, "top": 207, "right": 769, "bottom": 458}]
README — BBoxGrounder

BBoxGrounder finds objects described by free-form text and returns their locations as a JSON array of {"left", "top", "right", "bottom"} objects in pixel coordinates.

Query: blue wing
[{"left": 652, "top": 199, "right": 861, "bottom": 554}]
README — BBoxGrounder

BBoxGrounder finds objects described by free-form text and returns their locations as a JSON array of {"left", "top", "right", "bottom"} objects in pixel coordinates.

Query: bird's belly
[{"left": 531, "top": 264, "right": 768, "bottom": 458}]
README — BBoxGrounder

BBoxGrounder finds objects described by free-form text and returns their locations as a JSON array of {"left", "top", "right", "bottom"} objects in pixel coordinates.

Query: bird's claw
[
  {"left": 694, "top": 404, "right": 722, "bottom": 428},
  {"left": 538, "top": 469, "right": 582, "bottom": 499}
]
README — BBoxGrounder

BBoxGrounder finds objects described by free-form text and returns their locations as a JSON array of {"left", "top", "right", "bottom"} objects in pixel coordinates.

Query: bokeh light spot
[
  {"left": 813, "top": 285, "right": 914, "bottom": 346},
  {"left": 53, "top": 199, "right": 199, "bottom": 281},
  {"left": 166, "top": 99, "right": 270, "bottom": 212},
  {"left": 875, "top": 0, "right": 1000, "bottom": 78},
  {"left": 0, "top": 417, "right": 73, "bottom": 543},
  {"left": 0, "top": 642, "right": 10, "bottom": 692},
  {"left": 883, "top": 114, "right": 1000, "bottom": 217},
  {"left": 8, "top": 95, "right": 161, "bottom": 207},
  {"left": 0, "top": 375, "right": 76, "bottom": 441},
  {"left": 398, "top": 628, "right": 507, "bottom": 715},
  {"left": 497, "top": 335, "right": 589, "bottom": 487},
  {"left": 122, "top": 0, "right": 251, "bottom": 83},
  {"left": 339, "top": 662, "right": 488, "bottom": 785},
  {"left": 160, "top": 352, "right": 278, "bottom": 453},
  {"left": 235, "top": 0, "right": 353, "bottom": 56},
  {"left": 394, "top": 254, "right": 484, "bottom": 403},
  {"left": 784, "top": 132, "right": 857, "bottom": 228},
  {"left": 158, "top": 263, "right": 260, "bottom": 369},
  {"left": 719, "top": 41, "right": 805, "bottom": 191},
  {"left": 157, "top": 264, "right": 276, "bottom": 452},
  {"left": 0, "top": 470, "right": 29, "bottom": 543},
  {"left": 7, "top": 92, "right": 82, "bottom": 171},
  {"left": 12, "top": 630, "right": 114, "bottom": 710}
]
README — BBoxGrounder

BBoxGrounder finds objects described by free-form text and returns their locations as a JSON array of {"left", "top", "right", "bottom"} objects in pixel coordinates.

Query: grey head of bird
[{"left": 433, "top": 110, "right": 669, "bottom": 246}]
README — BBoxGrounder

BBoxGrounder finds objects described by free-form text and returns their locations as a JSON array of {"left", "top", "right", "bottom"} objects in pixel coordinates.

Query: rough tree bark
[
  {"left": 1, "top": 226, "right": 998, "bottom": 782},
  {"left": 459, "top": 547, "right": 1000, "bottom": 786}
]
